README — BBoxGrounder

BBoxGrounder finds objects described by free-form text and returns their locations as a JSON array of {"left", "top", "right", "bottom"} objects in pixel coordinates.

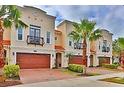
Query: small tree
[
  {"left": 0, "top": 5, "right": 27, "bottom": 66},
  {"left": 69, "top": 19, "right": 102, "bottom": 74}
]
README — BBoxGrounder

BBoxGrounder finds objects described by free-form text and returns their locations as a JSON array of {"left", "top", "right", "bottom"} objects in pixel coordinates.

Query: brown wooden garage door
[
  {"left": 16, "top": 53, "right": 50, "bottom": 69},
  {"left": 69, "top": 55, "right": 83, "bottom": 65},
  {"left": 99, "top": 57, "right": 110, "bottom": 66}
]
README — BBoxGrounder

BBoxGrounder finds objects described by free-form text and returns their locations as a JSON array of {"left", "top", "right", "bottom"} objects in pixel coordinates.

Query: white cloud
[{"left": 34, "top": 5, "right": 124, "bottom": 39}]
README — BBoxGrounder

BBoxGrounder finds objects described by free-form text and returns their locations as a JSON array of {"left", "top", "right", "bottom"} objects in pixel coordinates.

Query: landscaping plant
[
  {"left": 68, "top": 64, "right": 83, "bottom": 73},
  {"left": 102, "top": 64, "right": 118, "bottom": 69},
  {"left": 3, "top": 65, "right": 20, "bottom": 79}
]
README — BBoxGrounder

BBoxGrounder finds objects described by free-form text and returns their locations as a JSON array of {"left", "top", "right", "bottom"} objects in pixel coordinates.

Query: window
[
  {"left": 102, "top": 40, "right": 110, "bottom": 52},
  {"left": 46, "top": 32, "right": 51, "bottom": 44},
  {"left": 99, "top": 41, "right": 100, "bottom": 50},
  {"left": 29, "top": 25, "right": 41, "bottom": 44},
  {"left": 30, "top": 25, "right": 40, "bottom": 37},
  {"left": 55, "top": 37, "right": 57, "bottom": 40},
  {"left": 17, "top": 27, "right": 23, "bottom": 40},
  {"left": 69, "top": 41, "right": 72, "bottom": 46}
]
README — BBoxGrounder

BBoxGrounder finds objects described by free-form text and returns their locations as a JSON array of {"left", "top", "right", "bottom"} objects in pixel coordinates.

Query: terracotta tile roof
[
  {"left": 90, "top": 49, "right": 96, "bottom": 53},
  {"left": 55, "top": 30, "right": 62, "bottom": 34},
  {"left": 3, "top": 40, "right": 11, "bottom": 45},
  {"left": 55, "top": 45, "right": 65, "bottom": 50}
]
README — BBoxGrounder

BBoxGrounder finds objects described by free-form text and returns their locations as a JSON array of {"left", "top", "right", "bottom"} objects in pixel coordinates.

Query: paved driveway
[
  {"left": 20, "top": 69, "right": 76, "bottom": 84},
  {"left": 16, "top": 72, "right": 124, "bottom": 87}
]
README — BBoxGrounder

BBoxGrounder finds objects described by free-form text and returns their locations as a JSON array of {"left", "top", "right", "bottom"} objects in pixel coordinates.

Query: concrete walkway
[
  {"left": 85, "top": 72, "right": 124, "bottom": 80},
  {"left": 15, "top": 72, "right": 124, "bottom": 87}
]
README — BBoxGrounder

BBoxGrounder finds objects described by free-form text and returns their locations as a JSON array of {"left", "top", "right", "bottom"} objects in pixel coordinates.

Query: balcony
[
  {"left": 27, "top": 35, "right": 45, "bottom": 46},
  {"left": 102, "top": 46, "right": 110, "bottom": 52},
  {"left": 74, "top": 43, "right": 83, "bottom": 49}
]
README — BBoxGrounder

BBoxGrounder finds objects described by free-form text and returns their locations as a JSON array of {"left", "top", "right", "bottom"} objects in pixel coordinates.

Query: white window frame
[
  {"left": 46, "top": 31, "right": 51, "bottom": 44},
  {"left": 16, "top": 27, "right": 24, "bottom": 41}
]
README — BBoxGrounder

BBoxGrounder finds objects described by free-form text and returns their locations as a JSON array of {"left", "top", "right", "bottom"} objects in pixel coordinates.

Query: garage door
[
  {"left": 69, "top": 55, "right": 83, "bottom": 65},
  {"left": 16, "top": 53, "right": 50, "bottom": 69},
  {"left": 99, "top": 57, "right": 110, "bottom": 66}
]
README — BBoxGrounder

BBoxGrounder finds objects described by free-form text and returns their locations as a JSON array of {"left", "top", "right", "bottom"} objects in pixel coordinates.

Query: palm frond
[
  {"left": 89, "top": 29, "right": 102, "bottom": 41},
  {"left": 0, "top": 5, "right": 28, "bottom": 29}
]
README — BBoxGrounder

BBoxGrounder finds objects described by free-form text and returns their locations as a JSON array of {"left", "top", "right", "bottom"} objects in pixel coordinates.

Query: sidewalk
[{"left": 14, "top": 72, "right": 124, "bottom": 87}]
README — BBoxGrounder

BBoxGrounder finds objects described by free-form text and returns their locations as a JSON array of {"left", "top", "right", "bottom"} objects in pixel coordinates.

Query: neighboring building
[
  {"left": 2, "top": 6, "right": 113, "bottom": 69},
  {"left": 3, "top": 6, "right": 56, "bottom": 69},
  {"left": 56, "top": 20, "right": 113, "bottom": 67}
]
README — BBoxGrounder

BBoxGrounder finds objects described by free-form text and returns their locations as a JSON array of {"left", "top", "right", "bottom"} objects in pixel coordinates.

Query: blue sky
[{"left": 34, "top": 5, "right": 124, "bottom": 40}]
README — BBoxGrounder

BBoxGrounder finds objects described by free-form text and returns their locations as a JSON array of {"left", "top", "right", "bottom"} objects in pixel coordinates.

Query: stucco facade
[
  {"left": 56, "top": 20, "right": 113, "bottom": 67},
  {"left": 3, "top": 6, "right": 56, "bottom": 68},
  {"left": 2, "top": 6, "right": 113, "bottom": 69}
]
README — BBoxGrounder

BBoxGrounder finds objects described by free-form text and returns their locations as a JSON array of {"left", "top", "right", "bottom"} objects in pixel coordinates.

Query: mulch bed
[
  {"left": 0, "top": 75, "right": 22, "bottom": 87},
  {"left": 0, "top": 80, "right": 22, "bottom": 87}
]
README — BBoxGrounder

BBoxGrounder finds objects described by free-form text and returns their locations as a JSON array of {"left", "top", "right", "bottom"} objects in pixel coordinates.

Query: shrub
[
  {"left": 102, "top": 64, "right": 118, "bottom": 69},
  {"left": 68, "top": 64, "right": 83, "bottom": 73},
  {"left": 3, "top": 65, "right": 20, "bottom": 78}
]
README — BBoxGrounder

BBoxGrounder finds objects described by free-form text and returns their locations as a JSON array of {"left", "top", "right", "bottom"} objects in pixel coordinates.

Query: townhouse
[
  {"left": 2, "top": 6, "right": 113, "bottom": 69},
  {"left": 3, "top": 6, "right": 56, "bottom": 69},
  {"left": 55, "top": 20, "right": 113, "bottom": 67}
]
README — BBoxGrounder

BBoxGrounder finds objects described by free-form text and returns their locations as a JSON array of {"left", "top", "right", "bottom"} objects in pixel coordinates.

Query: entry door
[
  {"left": 90, "top": 55, "right": 93, "bottom": 66},
  {"left": 56, "top": 53, "right": 62, "bottom": 68}
]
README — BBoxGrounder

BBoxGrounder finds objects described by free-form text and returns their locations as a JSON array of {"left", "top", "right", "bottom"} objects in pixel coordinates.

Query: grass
[
  {"left": 61, "top": 69, "right": 101, "bottom": 77},
  {"left": 99, "top": 77, "right": 124, "bottom": 84}
]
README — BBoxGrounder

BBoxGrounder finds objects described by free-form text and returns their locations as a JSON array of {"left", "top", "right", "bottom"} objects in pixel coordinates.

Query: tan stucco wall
[
  {"left": 55, "top": 32, "right": 62, "bottom": 46},
  {"left": 9, "top": 6, "right": 55, "bottom": 51},
  {"left": 3, "top": 6, "right": 56, "bottom": 67},
  {"left": 57, "top": 20, "right": 113, "bottom": 67}
]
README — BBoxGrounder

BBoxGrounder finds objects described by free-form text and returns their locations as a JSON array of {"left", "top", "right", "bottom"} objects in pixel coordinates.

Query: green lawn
[
  {"left": 99, "top": 77, "right": 124, "bottom": 84},
  {"left": 60, "top": 69, "right": 101, "bottom": 77}
]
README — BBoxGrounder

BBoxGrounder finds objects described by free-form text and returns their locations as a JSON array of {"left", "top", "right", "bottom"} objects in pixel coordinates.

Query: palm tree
[
  {"left": 69, "top": 19, "right": 102, "bottom": 74},
  {"left": 0, "top": 5, "right": 27, "bottom": 66}
]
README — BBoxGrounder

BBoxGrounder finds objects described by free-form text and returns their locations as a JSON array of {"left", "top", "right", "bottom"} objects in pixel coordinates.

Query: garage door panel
[
  {"left": 17, "top": 53, "right": 50, "bottom": 69},
  {"left": 99, "top": 57, "right": 110, "bottom": 66},
  {"left": 69, "top": 55, "right": 83, "bottom": 65}
]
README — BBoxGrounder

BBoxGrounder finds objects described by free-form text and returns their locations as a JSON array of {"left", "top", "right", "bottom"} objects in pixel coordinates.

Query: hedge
[
  {"left": 68, "top": 64, "right": 83, "bottom": 73},
  {"left": 102, "top": 64, "right": 118, "bottom": 69}
]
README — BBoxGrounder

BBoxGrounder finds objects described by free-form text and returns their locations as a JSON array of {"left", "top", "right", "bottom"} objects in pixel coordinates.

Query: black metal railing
[
  {"left": 74, "top": 43, "right": 83, "bottom": 49},
  {"left": 102, "top": 46, "right": 110, "bottom": 52},
  {"left": 27, "top": 35, "right": 44, "bottom": 46}
]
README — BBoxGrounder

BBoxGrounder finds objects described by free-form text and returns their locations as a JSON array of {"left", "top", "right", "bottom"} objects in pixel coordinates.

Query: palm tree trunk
[
  {"left": 82, "top": 38, "right": 87, "bottom": 74},
  {"left": 0, "top": 21, "right": 4, "bottom": 68}
]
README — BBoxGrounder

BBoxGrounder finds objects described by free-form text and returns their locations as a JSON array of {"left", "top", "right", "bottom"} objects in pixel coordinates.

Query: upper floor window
[
  {"left": 102, "top": 40, "right": 110, "bottom": 52},
  {"left": 46, "top": 32, "right": 51, "bottom": 44},
  {"left": 103, "top": 40, "right": 107, "bottom": 47},
  {"left": 99, "top": 41, "right": 101, "bottom": 50},
  {"left": 17, "top": 27, "right": 24, "bottom": 41},
  {"left": 30, "top": 25, "right": 40, "bottom": 37},
  {"left": 69, "top": 41, "right": 72, "bottom": 46},
  {"left": 55, "top": 37, "right": 57, "bottom": 40}
]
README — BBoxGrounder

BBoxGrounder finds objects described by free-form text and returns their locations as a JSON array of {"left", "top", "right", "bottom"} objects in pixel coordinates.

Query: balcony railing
[
  {"left": 27, "top": 35, "right": 45, "bottom": 46},
  {"left": 74, "top": 43, "right": 83, "bottom": 49},
  {"left": 102, "top": 46, "right": 110, "bottom": 52}
]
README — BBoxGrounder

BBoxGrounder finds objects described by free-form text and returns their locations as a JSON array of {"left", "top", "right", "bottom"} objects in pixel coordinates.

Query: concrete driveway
[
  {"left": 20, "top": 69, "right": 76, "bottom": 84},
  {"left": 16, "top": 72, "right": 124, "bottom": 87}
]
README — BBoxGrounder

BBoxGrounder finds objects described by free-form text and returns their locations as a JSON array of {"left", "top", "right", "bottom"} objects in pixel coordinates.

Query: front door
[
  {"left": 90, "top": 55, "right": 93, "bottom": 66},
  {"left": 56, "top": 53, "right": 62, "bottom": 68}
]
